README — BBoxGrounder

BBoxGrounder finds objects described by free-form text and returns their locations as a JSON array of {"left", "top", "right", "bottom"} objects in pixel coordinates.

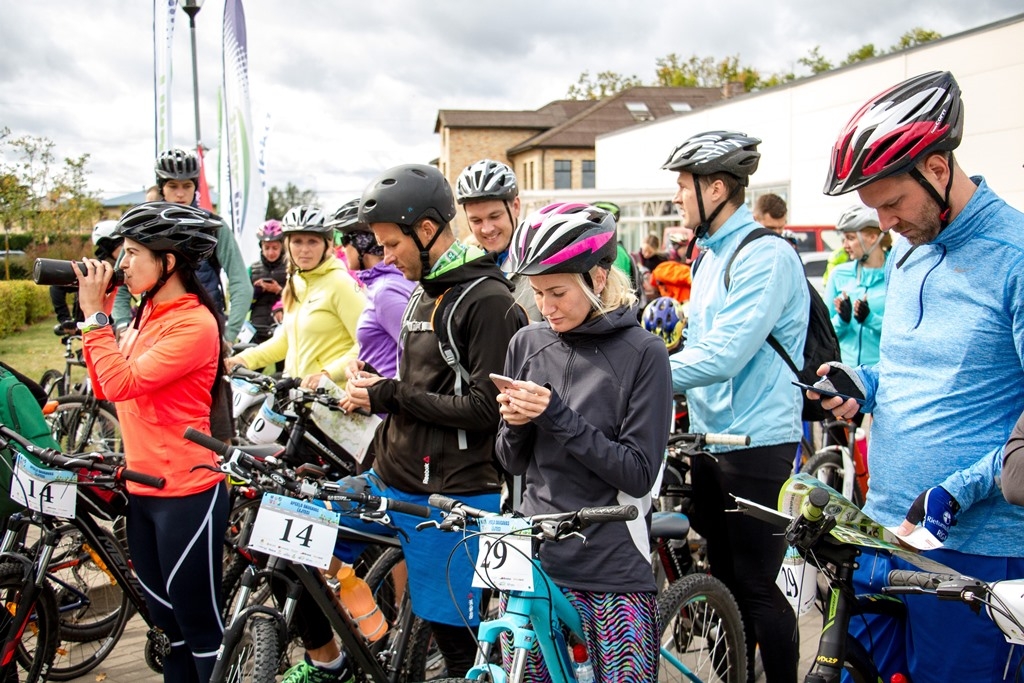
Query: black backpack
[{"left": 698, "top": 228, "right": 841, "bottom": 422}]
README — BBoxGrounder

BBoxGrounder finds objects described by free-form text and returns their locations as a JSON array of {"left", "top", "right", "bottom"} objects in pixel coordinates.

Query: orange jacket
[{"left": 84, "top": 294, "right": 224, "bottom": 496}]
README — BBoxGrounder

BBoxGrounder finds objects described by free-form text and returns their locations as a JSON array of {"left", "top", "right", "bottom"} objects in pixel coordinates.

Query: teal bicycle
[{"left": 423, "top": 494, "right": 745, "bottom": 683}]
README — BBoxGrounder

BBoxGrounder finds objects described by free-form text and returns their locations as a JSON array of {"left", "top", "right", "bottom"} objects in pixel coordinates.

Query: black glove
[
  {"left": 853, "top": 298, "right": 870, "bottom": 324},
  {"left": 836, "top": 295, "right": 852, "bottom": 323},
  {"left": 904, "top": 486, "right": 960, "bottom": 543}
]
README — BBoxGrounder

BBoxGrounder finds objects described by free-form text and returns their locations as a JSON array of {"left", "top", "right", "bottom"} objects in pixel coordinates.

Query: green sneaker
[{"left": 281, "top": 658, "right": 354, "bottom": 683}]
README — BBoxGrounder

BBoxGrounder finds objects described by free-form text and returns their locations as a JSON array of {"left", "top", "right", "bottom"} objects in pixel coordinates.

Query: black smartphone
[{"left": 792, "top": 381, "right": 864, "bottom": 405}]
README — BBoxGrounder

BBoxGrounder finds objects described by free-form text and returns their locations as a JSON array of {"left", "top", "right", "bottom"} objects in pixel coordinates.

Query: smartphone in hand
[
  {"left": 792, "top": 381, "right": 865, "bottom": 405},
  {"left": 489, "top": 373, "right": 516, "bottom": 394}
]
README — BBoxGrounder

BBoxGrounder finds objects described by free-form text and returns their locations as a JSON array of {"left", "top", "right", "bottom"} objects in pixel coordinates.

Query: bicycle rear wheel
[
  {"left": 658, "top": 573, "right": 746, "bottom": 683},
  {"left": 46, "top": 395, "right": 121, "bottom": 454},
  {"left": 0, "top": 562, "right": 60, "bottom": 683}
]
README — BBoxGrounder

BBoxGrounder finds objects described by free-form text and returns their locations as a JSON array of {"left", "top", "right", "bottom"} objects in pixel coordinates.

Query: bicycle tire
[
  {"left": 361, "top": 547, "right": 433, "bottom": 682},
  {"left": 658, "top": 572, "right": 746, "bottom": 683},
  {"left": 805, "top": 447, "right": 864, "bottom": 508},
  {"left": 836, "top": 635, "right": 881, "bottom": 683},
  {"left": 45, "top": 395, "right": 122, "bottom": 454},
  {"left": 0, "top": 562, "right": 60, "bottom": 683},
  {"left": 39, "top": 369, "right": 64, "bottom": 399},
  {"left": 221, "top": 615, "right": 281, "bottom": 683}
]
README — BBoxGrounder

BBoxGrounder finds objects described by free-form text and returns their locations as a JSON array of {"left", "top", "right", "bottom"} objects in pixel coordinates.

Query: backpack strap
[{"left": 723, "top": 228, "right": 800, "bottom": 376}]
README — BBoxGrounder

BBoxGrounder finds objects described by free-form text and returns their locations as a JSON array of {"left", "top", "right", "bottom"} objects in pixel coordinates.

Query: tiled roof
[{"left": 434, "top": 99, "right": 592, "bottom": 132}]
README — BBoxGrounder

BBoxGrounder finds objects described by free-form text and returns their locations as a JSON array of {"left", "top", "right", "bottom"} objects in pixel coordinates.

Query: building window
[
  {"left": 554, "top": 160, "right": 571, "bottom": 189},
  {"left": 581, "top": 160, "right": 595, "bottom": 189},
  {"left": 625, "top": 102, "right": 654, "bottom": 122}
]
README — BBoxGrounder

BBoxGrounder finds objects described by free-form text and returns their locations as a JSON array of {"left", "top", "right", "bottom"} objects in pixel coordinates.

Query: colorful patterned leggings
[{"left": 500, "top": 588, "right": 660, "bottom": 681}]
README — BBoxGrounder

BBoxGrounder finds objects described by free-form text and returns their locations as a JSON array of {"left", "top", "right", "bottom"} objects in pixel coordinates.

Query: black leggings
[
  {"left": 690, "top": 443, "right": 799, "bottom": 683},
  {"left": 128, "top": 483, "right": 229, "bottom": 683}
]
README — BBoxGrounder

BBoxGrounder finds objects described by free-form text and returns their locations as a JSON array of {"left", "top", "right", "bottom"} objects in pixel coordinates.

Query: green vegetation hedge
[{"left": 0, "top": 281, "right": 54, "bottom": 339}]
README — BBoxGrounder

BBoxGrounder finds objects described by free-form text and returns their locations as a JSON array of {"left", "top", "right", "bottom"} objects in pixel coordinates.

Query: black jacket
[
  {"left": 248, "top": 256, "right": 287, "bottom": 341},
  {"left": 496, "top": 306, "right": 672, "bottom": 593},
  {"left": 368, "top": 251, "right": 523, "bottom": 494}
]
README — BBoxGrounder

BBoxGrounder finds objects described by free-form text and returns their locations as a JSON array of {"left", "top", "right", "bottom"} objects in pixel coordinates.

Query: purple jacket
[{"left": 356, "top": 263, "right": 416, "bottom": 379}]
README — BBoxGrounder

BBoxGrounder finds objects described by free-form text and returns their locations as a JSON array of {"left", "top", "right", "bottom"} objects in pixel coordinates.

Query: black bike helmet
[
  {"left": 455, "top": 159, "right": 518, "bottom": 205},
  {"left": 507, "top": 203, "right": 617, "bottom": 277},
  {"left": 281, "top": 205, "right": 331, "bottom": 237},
  {"left": 663, "top": 131, "right": 761, "bottom": 246},
  {"left": 359, "top": 164, "right": 457, "bottom": 276},
  {"left": 114, "top": 202, "right": 220, "bottom": 266},
  {"left": 662, "top": 130, "right": 761, "bottom": 184},
  {"left": 154, "top": 148, "right": 200, "bottom": 182},
  {"left": 325, "top": 199, "right": 367, "bottom": 235}
]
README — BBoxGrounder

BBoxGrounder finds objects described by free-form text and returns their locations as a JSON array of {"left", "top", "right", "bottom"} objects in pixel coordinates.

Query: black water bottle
[{"left": 33, "top": 259, "right": 124, "bottom": 289}]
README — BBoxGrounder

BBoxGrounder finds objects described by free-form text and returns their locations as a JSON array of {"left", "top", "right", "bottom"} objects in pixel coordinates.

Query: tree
[
  {"left": 891, "top": 27, "right": 942, "bottom": 51},
  {"left": 798, "top": 46, "right": 833, "bottom": 75},
  {"left": 266, "top": 183, "right": 318, "bottom": 220},
  {"left": 566, "top": 70, "right": 644, "bottom": 100},
  {"left": 841, "top": 43, "right": 881, "bottom": 67}
]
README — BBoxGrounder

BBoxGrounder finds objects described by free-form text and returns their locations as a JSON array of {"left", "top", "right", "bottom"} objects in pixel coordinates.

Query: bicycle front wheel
[
  {"left": 805, "top": 447, "right": 864, "bottom": 508},
  {"left": 658, "top": 573, "right": 746, "bottom": 683},
  {"left": 46, "top": 395, "right": 122, "bottom": 454},
  {"left": 0, "top": 562, "right": 60, "bottom": 683},
  {"left": 221, "top": 615, "right": 281, "bottom": 683}
]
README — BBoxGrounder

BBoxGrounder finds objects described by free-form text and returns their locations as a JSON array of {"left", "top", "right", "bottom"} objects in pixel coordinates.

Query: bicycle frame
[{"left": 466, "top": 563, "right": 584, "bottom": 683}]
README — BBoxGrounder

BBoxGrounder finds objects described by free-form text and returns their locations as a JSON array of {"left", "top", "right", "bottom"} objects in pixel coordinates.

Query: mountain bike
[
  {"left": 183, "top": 427, "right": 436, "bottom": 683},
  {"left": 422, "top": 493, "right": 746, "bottom": 683},
  {"left": 38, "top": 331, "right": 90, "bottom": 400},
  {"left": 0, "top": 423, "right": 167, "bottom": 682}
]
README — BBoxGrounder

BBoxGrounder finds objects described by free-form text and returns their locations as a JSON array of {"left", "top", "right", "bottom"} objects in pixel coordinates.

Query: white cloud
[{"left": 1, "top": 0, "right": 1020, "bottom": 209}]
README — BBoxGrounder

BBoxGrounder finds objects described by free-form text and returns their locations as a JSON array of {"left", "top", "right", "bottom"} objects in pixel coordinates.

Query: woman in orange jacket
[{"left": 75, "top": 202, "right": 229, "bottom": 683}]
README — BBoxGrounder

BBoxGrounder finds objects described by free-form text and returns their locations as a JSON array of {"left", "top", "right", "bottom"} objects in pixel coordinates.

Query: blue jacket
[
  {"left": 670, "top": 205, "right": 808, "bottom": 450},
  {"left": 857, "top": 177, "right": 1024, "bottom": 556},
  {"left": 825, "top": 258, "right": 887, "bottom": 366}
]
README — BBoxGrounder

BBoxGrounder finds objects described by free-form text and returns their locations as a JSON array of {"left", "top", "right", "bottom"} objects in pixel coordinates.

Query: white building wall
[{"left": 596, "top": 14, "right": 1024, "bottom": 225}]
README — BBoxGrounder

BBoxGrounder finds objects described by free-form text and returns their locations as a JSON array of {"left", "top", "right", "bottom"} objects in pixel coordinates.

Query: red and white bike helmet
[
  {"left": 824, "top": 71, "right": 963, "bottom": 197},
  {"left": 506, "top": 202, "right": 617, "bottom": 276}
]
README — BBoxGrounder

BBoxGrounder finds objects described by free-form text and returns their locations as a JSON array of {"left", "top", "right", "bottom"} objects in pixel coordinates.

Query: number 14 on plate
[{"left": 248, "top": 493, "right": 341, "bottom": 569}]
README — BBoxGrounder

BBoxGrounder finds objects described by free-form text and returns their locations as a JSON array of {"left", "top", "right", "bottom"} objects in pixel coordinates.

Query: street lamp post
[{"left": 179, "top": 0, "right": 204, "bottom": 152}]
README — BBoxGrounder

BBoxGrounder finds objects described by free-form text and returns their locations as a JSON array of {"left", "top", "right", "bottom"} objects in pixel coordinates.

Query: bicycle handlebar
[
  {"left": 0, "top": 424, "right": 165, "bottom": 490},
  {"left": 429, "top": 494, "right": 638, "bottom": 530},
  {"left": 184, "top": 427, "right": 428, "bottom": 517},
  {"left": 668, "top": 432, "right": 751, "bottom": 448},
  {"left": 887, "top": 570, "right": 962, "bottom": 591},
  {"left": 577, "top": 505, "right": 638, "bottom": 524}
]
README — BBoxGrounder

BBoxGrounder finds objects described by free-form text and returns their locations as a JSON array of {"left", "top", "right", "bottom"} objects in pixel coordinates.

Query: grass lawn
[{"left": 0, "top": 320, "right": 75, "bottom": 386}]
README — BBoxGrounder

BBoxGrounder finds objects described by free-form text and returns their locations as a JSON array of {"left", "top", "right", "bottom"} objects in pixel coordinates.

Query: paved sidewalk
[{"left": 66, "top": 607, "right": 822, "bottom": 682}]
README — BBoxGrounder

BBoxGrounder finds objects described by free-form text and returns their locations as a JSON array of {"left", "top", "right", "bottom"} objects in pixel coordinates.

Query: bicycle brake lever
[{"left": 415, "top": 519, "right": 441, "bottom": 532}]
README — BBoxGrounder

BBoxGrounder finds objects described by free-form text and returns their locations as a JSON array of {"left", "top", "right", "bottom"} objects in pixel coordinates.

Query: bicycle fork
[{"left": 0, "top": 525, "right": 57, "bottom": 677}]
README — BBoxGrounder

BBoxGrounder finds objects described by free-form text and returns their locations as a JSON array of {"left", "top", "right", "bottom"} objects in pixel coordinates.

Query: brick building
[{"left": 435, "top": 86, "right": 723, "bottom": 236}]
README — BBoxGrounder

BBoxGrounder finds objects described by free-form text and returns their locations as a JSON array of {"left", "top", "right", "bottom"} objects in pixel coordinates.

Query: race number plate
[
  {"left": 248, "top": 492, "right": 341, "bottom": 569},
  {"left": 472, "top": 516, "right": 534, "bottom": 592},
  {"left": 10, "top": 454, "right": 77, "bottom": 518}
]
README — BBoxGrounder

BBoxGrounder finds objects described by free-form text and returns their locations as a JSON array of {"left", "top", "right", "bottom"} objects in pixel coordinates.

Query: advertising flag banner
[
  {"left": 221, "top": 0, "right": 268, "bottom": 265},
  {"left": 153, "top": 0, "right": 176, "bottom": 155}
]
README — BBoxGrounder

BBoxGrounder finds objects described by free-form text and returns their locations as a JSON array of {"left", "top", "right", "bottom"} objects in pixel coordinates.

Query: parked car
[
  {"left": 0, "top": 249, "right": 26, "bottom": 260},
  {"left": 801, "top": 250, "right": 830, "bottom": 296}
]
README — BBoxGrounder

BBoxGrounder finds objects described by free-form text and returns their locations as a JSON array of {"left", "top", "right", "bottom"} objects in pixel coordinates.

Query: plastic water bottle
[
  {"left": 571, "top": 643, "right": 596, "bottom": 683},
  {"left": 336, "top": 564, "right": 388, "bottom": 642}
]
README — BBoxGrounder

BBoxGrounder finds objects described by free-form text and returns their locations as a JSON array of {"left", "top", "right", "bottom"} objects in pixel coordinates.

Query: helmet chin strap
[
  {"left": 132, "top": 255, "right": 177, "bottom": 330},
  {"left": 686, "top": 175, "right": 742, "bottom": 261},
  {"left": 908, "top": 152, "right": 955, "bottom": 232},
  {"left": 856, "top": 233, "right": 880, "bottom": 263},
  {"left": 406, "top": 220, "right": 445, "bottom": 278}
]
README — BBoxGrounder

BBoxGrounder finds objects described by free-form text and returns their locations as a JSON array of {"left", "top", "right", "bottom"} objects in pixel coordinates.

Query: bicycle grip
[
  {"left": 183, "top": 427, "right": 230, "bottom": 457},
  {"left": 703, "top": 433, "right": 751, "bottom": 447},
  {"left": 887, "top": 570, "right": 959, "bottom": 589},
  {"left": 230, "top": 366, "right": 267, "bottom": 381},
  {"left": 428, "top": 494, "right": 458, "bottom": 512},
  {"left": 579, "top": 505, "right": 638, "bottom": 525},
  {"left": 385, "top": 499, "right": 432, "bottom": 518},
  {"left": 118, "top": 468, "right": 166, "bottom": 490}
]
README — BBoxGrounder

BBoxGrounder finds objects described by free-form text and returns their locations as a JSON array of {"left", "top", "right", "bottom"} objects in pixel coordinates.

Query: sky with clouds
[{"left": 1, "top": 0, "right": 1021, "bottom": 209}]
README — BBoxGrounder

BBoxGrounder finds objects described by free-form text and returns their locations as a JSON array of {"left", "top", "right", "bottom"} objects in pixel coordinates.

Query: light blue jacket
[
  {"left": 857, "top": 177, "right": 1024, "bottom": 556},
  {"left": 825, "top": 259, "right": 887, "bottom": 366},
  {"left": 671, "top": 205, "right": 808, "bottom": 450}
]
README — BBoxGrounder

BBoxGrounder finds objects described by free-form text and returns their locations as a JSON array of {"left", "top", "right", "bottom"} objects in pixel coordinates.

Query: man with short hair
[
  {"left": 666, "top": 130, "right": 806, "bottom": 683},
  {"left": 455, "top": 159, "right": 540, "bottom": 320},
  {"left": 819, "top": 70, "right": 1024, "bottom": 683},
  {"left": 342, "top": 163, "right": 524, "bottom": 676},
  {"left": 753, "top": 192, "right": 788, "bottom": 233}
]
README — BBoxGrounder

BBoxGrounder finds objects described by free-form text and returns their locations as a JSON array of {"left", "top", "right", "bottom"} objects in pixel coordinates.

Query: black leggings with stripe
[{"left": 127, "top": 482, "right": 229, "bottom": 683}]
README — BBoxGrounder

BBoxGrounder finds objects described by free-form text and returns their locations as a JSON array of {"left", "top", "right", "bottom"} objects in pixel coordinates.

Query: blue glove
[{"left": 904, "top": 486, "right": 960, "bottom": 543}]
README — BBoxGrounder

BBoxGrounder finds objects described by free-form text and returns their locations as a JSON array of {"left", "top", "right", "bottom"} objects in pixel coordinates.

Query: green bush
[{"left": 0, "top": 281, "right": 53, "bottom": 339}]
